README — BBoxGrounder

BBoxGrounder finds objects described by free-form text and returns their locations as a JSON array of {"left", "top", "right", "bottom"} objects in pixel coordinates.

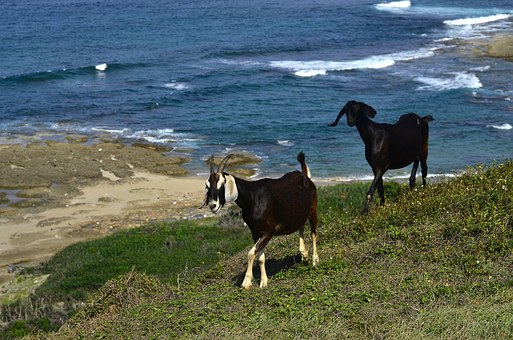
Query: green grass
[
  {"left": 1, "top": 218, "right": 251, "bottom": 337},
  {"left": 2, "top": 161, "right": 513, "bottom": 338}
]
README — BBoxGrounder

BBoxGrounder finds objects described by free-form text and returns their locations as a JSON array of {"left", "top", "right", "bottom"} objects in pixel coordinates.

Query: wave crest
[
  {"left": 415, "top": 72, "right": 482, "bottom": 91},
  {"left": 375, "top": 1, "right": 411, "bottom": 11}
]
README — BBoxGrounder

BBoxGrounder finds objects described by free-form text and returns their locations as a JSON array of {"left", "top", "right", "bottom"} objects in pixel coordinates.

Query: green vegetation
[{"left": 2, "top": 161, "right": 513, "bottom": 339}]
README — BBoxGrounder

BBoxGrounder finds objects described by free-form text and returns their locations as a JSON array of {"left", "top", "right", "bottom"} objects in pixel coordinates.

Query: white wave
[
  {"left": 314, "top": 172, "right": 457, "bottom": 184},
  {"left": 271, "top": 47, "right": 435, "bottom": 77},
  {"left": 375, "top": 1, "right": 411, "bottom": 10},
  {"left": 164, "top": 82, "right": 190, "bottom": 91},
  {"left": 91, "top": 127, "right": 130, "bottom": 134},
  {"left": 415, "top": 72, "right": 482, "bottom": 91},
  {"left": 471, "top": 65, "right": 491, "bottom": 72},
  {"left": 277, "top": 140, "right": 294, "bottom": 147},
  {"left": 487, "top": 123, "right": 512, "bottom": 130},
  {"left": 95, "top": 63, "right": 107, "bottom": 71},
  {"left": 90, "top": 127, "right": 203, "bottom": 145},
  {"left": 294, "top": 69, "right": 326, "bottom": 77},
  {"left": 444, "top": 14, "right": 511, "bottom": 26}
]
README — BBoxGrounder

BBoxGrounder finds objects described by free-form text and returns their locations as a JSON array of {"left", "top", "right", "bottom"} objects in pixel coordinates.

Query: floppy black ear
[
  {"left": 328, "top": 100, "right": 352, "bottom": 127},
  {"left": 360, "top": 102, "right": 377, "bottom": 118}
]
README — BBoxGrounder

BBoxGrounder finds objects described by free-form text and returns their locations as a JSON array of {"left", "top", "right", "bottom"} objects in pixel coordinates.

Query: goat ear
[
  {"left": 361, "top": 103, "right": 377, "bottom": 118},
  {"left": 224, "top": 175, "right": 238, "bottom": 203}
]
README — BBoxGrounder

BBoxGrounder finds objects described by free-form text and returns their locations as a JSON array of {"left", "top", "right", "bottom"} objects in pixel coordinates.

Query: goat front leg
[
  {"left": 377, "top": 177, "right": 385, "bottom": 206},
  {"left": 242, "top": 236, "right": 270, "bottom": 290},
  {"left": 257, "top": 251, "right": 267, "bottom": 288},
  {"left": 363, "top": 174, "right": 381, "bottom": 214},
  {"left": 242, "top": 244, "right": 257, "bottom": 290}
]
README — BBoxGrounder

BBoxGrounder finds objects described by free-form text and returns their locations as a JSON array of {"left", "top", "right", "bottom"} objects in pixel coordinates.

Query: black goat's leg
[
  {"left": 377, "top": 176, "right": 385, "bottom": 206},
  {"left": 363, "top": 174, "right": 381, "bottom": 214},
  {"left": 420, "top": 157, "right": 428, "bottom": 187},
  {"left": 409, "top": 159, "right": 419, "bottom": 189}
]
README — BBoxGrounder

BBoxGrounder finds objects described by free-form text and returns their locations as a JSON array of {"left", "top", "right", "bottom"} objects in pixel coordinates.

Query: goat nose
[{"left": 208, "top": 203, "right": 217, "bottom": 210}]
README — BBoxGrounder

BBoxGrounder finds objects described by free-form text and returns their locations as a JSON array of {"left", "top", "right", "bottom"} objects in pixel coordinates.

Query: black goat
[
  {"left": 200, "top": 152, "right": 318, "bottom": 289},
  {"left": 329, "top": 100, "right": 433, "bottom": 213}
]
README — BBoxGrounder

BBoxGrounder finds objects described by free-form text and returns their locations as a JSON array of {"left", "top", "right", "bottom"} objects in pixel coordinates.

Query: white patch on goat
[
  {"left": 224, "top": 174, "right": 238, "bottom": 203},
  {"left": 216, "top": 173, "right": 226, "bottom": 189}
]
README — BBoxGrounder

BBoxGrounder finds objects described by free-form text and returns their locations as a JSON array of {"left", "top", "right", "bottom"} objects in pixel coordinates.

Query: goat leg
[
  {"left": 409, "top": 159, "right": 420, "bottom": 189},
  {"left": 363, "top": 174, "right": 382, "bottom": 214},
  {"left": 242, "top": 235, "right": 270, "bottom": 289},
  {"left": 298, "top": 227, "right": 309, "bottom": 261},
  {"left": 257, "top": 251, "right": 267, "bottom": 288},
  {"left": 242, "top": 244, "right": 257, "bottom": 289},
  {"left": 311, "top": 232, "right": 319, "bottom": 266},
  {"left": 421, "top": 158, "right": 428, "bottom": 187},
  {"left": 377, "top": 177, "right": 385, "bottom": 206}
]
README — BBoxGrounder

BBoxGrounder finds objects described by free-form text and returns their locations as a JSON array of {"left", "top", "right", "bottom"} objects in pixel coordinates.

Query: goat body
[
  {"left": 329, "top": 100, "right": 433, "bottom": 213},
  {"left": 201, "top": 152, "right": 318, "bottom": 289}
]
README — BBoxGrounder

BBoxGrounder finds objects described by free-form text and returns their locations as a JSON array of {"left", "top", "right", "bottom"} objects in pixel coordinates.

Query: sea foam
[
  {"left": 375, "top": 1, "right": 411, "bottom": 10},
  {"left": 487, "top": 123, "right": 513, "bottom": 130},
  {"left": 271, "top": 47, "right": 435, "bottom": 78},
  {"left": 415, "top": 72, "right": 482, "bottom": 91},
  {"left": 444, "top": 14, "right": 511, "bottom": 26}
]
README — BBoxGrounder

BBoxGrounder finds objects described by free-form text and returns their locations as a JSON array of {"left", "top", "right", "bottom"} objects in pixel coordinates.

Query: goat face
[
  {"left": 329, "top": 100, "right": 377, "bottom": 127},
  {"left": 200, "top": 155, "right": 238, "bottom": 214}
]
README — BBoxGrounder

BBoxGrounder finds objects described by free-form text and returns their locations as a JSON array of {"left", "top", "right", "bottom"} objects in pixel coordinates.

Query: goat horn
[
  {"left": 217, "top": 154, "right": 234, "bottom": 173},
  {"left": 209, "top": 155, "right": 215, "bottom": 174}
]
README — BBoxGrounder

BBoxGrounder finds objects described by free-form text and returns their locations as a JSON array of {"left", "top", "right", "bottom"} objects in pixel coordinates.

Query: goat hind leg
[
  {"left": 298, "top": 227, "right": 309, "bottom": 262},
  {"left": 420, "top": 157, "right": 428, "bottom": 187},
  {"left": 409, "top": 159, "right": 420, "bottom": 189},
  {"left": 309, "top": 211, "right": 319, "bottom": 266}
]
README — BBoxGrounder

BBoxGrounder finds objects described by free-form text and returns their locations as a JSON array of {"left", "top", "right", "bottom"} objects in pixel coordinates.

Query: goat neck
[
  {"left": 230, "top": 176, "right": 256, "bottom": 213},
  {"left": 354, "top": 113, "right": 377, "bottom": 144}
]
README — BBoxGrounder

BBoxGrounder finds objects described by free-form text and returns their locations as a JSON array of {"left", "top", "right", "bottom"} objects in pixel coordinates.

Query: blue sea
[{"left": 1, "top": 0, "right": 512, "bottom": 181}]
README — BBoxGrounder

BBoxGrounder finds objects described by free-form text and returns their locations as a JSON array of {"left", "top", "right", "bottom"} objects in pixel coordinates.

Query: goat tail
[
  {"left": 297, "top": 151, "right": 311, "bottom": 178},
  {"left": 423, "top": 115, "right": 434, "bottom": 122}
]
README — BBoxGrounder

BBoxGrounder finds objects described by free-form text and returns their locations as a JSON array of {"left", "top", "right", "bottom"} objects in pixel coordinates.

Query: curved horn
[
  {"left": 209, "top": 155, "right": 215, "bottom": 174},
  {"left": 217, "top": 154, "right": 233, "bottom": 173}
]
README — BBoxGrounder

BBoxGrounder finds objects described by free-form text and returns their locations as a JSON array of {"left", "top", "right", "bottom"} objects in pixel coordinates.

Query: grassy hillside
[{"left": 3, "top": 161, "right": 513, "bottom": 338}]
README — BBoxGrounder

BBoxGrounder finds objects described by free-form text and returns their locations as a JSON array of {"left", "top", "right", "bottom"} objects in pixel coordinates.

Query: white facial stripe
[{"left": 216, "top": 174, "right": 226, "bottom": 190}]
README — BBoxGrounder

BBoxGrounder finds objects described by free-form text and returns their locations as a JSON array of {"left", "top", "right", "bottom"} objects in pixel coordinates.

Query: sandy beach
[{"left": 0, "top": 139, "right": 209, "bottom": 288}]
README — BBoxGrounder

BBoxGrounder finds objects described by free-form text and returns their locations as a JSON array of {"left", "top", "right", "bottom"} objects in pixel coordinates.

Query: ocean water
[{"left": 1, "top": 0, "right": 512, "bottom": 180}]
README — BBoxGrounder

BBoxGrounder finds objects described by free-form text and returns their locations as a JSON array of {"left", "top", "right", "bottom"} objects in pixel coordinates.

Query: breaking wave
[
  {"left": 270, "top": 47, "right": 436, "bottom": 77},
  {"left": 415, "top": 72, "right": 482, "bottom": 91}
]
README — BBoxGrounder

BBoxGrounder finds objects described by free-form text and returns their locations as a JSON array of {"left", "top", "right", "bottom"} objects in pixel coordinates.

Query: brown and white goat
[
  {"left": 200, "top": 152, "right": 319, "bottom": 289},
  {"left": 329, "top": 100, "right": 433, "bottom": 214}
]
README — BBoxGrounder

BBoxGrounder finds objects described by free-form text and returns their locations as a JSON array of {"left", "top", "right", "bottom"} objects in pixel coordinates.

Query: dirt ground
[{"left": 0, "top": 139, "right": 228, "bottom": 292}]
